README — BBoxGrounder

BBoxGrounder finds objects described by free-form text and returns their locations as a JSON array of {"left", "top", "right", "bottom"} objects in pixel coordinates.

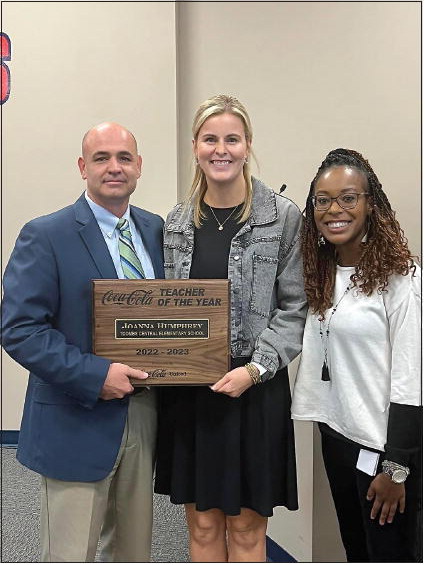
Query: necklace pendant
[
  {"left": 321, "top": 363, "right": 330, "bottom": 382},
  {"left": 208, "top": 203, "right": 239, "bottom": 231}
]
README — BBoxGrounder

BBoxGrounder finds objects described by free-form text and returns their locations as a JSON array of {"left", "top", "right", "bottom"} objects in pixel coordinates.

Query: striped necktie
[{"left": 116, "top": 218, "right": 145, "bottom": 279}]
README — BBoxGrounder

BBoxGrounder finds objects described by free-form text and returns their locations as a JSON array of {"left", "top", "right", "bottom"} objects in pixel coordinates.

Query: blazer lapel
[{"left": 73, "top": 194, "right": 118, "bottom": 279}]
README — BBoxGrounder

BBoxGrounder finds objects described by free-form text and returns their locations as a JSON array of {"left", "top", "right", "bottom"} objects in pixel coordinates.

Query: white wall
[
  {"left": 176, "top": 2, "right": 420, "bottom": 256},
  {"left": 2, "top": 2, "right": 420, "bottom": 562},
  {"left": 2, "top": 0, "right": 178, "bottom": 428},
  {"left": 175, "top": 2, "right": 420, "bottom": 560}
]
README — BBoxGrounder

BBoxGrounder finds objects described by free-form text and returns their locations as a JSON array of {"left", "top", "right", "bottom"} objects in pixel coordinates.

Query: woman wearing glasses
[{"left": 292, "top": 148, "right": 421, "bottom": 562}]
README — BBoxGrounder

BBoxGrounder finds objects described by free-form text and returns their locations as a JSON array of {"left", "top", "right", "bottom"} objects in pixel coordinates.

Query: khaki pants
[{"left": 40, "top": 391, "right": 157, "bottom": 562}]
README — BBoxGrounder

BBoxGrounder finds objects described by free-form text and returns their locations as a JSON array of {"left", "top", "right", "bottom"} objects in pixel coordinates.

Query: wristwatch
[{"left": 382, "top": 460, "right": 410, "bottom": 483}]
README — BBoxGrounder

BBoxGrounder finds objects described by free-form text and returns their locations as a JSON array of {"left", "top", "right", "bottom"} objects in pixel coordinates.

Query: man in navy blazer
[{"left": 2, "top": 123, "right": 165, "bottom": 562}]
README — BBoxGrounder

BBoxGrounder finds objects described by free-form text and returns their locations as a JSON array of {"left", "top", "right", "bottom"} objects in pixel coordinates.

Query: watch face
[{"left": 392, "top": 469, "right": 407, "bottom": 483}]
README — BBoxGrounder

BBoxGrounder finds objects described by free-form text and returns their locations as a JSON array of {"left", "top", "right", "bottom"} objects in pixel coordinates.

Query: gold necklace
[{"left": 208, "top": 204, "right": 239, "bottom": 231}]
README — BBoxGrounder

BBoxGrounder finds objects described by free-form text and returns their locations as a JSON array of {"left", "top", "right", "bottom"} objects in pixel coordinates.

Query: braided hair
[{"left": 302, "top": 148, "right": 415, "bottom": 319}]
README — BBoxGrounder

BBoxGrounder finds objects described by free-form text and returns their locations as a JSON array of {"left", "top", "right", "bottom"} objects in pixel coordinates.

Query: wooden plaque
[{"left": 92, "top": 279, "right": 230, "bottom": 385}]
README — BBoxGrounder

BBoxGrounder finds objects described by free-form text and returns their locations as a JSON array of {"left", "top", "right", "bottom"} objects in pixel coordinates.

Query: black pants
[{"left": 320, "top": 427, "right": 422, "bottom": 562}]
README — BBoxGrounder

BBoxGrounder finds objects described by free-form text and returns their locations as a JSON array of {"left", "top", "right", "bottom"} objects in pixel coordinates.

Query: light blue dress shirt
[{"left": 85, "top": 192, "right": 155, "bottom": 279}]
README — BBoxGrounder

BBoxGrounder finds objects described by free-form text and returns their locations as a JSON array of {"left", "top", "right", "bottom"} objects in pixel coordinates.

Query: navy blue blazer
[{"left": 2, "top": 194, "right": 164, "bottom": 481}]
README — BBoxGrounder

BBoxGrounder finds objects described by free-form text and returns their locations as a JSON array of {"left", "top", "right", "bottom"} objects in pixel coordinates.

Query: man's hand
[
  {"left": 210, "top": 366, "right": 253, "bottom": 398},
  {"left": 100, "top": 363, "right": 149, "bottom": 400},
  {"left": 367, "top": 472, "right": 406, "bottom": 525}
]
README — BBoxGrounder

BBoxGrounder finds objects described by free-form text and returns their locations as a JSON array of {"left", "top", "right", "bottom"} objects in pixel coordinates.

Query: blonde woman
[{"left": 154, "top": 95, "right": 307, "bottom": 562}]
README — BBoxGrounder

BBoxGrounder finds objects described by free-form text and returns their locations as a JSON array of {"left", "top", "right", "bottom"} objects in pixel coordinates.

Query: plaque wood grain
[{"left": 92, "top": 279, "right": 230, "bottom": 385}]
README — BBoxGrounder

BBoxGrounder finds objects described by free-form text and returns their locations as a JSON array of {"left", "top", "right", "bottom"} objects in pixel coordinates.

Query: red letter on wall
[{"left": 1, "top": 33, "right": 11, "bottom": 104}]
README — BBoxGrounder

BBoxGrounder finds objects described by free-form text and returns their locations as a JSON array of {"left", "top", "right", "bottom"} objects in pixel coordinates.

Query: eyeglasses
[{"left": 311, "top": 192, "right": 369, "bottom": 211}]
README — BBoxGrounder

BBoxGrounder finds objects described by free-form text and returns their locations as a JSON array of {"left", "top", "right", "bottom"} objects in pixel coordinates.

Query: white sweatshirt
[{"left": 292, "top": 264, "right": 421, "bottom": 451}]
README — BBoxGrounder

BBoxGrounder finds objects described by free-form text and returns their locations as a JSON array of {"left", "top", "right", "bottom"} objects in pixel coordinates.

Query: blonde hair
[{"left": 187, "top": 94, "right": 254, "bottom": 227}]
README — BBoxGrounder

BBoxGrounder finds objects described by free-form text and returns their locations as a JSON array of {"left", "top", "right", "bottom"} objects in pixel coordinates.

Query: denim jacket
[{"left": 164, "top": 177, "right": 307, "bottom": 380}]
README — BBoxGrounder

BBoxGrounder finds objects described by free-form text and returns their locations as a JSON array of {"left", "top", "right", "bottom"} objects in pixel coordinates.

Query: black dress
[{"left": 154, "top": 205, "right": 298, "bottom": 517}]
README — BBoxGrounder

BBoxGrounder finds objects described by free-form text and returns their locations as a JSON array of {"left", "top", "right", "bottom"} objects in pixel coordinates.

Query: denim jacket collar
[
  {"left": 166, "top": 177, "right": 277, "bottom": 236},
  {"left": 250, "top": 177, "right": 278, "bottom": 225}
]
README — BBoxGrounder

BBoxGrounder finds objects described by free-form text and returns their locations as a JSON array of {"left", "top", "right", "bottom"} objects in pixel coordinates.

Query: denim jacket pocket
[
  {"left": 164, "top": 262, "right": 176, "bottom": 278},
  {"left": 249, "top": 253, "right": 278, "bottom": 317}
]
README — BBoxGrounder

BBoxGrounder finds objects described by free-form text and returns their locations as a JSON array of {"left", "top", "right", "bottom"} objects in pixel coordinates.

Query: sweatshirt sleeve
[
  {"left": 383, "top": 265, "right": 422, "bottom": 465},
  {"left": 384, "top": 403, "right": 422, "bottom": 466}
]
